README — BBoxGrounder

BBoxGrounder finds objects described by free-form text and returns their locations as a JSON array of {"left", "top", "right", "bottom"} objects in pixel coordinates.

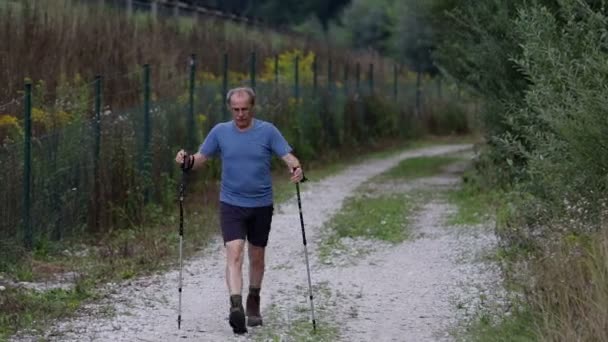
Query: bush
[
  {"left": 437, "top": 0, "right": 608, "bottom": 340},
  {"left": 514, "top": 2, "right": 608, "bottom": 223}
]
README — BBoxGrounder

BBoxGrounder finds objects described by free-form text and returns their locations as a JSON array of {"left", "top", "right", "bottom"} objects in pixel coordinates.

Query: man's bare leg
[
  {"left": 225, "top": 239, "right": 245, "bottom": 294},
  {"left": 247, "top": 243, "right": 265, "bottom": 326},
  {"left": 225, "top": 239, "right": 247, "bottom": 333},
  {"left": 248, "top": 243, "right": 266, "bottom": 288}
]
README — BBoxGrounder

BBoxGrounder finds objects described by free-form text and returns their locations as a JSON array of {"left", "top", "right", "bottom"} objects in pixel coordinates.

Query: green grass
[
  {"left": 457, "top": 305, "right": 538, "bottom": 342},
  {"left": 329, "top": 194, "right": 413, "bottom": 242},
  {"left": 318, "top": 193, "right": 415, "bottom": 263},
  {"left": 445, "top": 172, "right": 504, "bottom": 226},
  {"left": 253, "top": 283, "right": 339, "bottom": 342},
  {"left": 377, "top": 156, "right": 462, "bottom": 180},
  {"left": 0, "top": 284, "right": 94, "bottom": 341},
  {"left": 317, "top": 153, "right": 471, "bottom": 263}
]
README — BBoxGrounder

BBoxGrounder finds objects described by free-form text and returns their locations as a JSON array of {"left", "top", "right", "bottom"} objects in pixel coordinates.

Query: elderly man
[{"left": 175, "top": 87, "right": 304, "bottom": 334}]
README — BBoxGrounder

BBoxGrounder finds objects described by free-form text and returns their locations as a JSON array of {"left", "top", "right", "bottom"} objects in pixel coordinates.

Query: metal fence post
[
  {"left": 274, "top": 54, "right": 279, "bottom": 86},
  {"left": 250, "top": 51, "right": 256, "bottom": 90},
  {"left": 355, "top": 63, "right": 360, "bottom": 94},
  {"left": 437, "top": 76, "right": 443, "bottom": 99},
  {"left": 312, "top": 56, "right": 317, "bottom": 95},
  {"left": 343, "top": 64, "right": 349, "bottom": 96},
  {"left": 294, "top": 55, "right": 299, "bottom": 100},
  {"left": 393, "top": 64, "right": 398, "bottom": 102},
  {"left": 23, "top": 82, "right": 32, "bottom": 249},
  {"left": 369, "top": 63, "right": 374, "bottom": 94},
  {"left": 222, "top": 52, "right": 228, "bottom": 120},
  {"left": 93, "top": 75, "right": 102, "bottom": 232},
  {"left": 328, "top": 58, "right": 333, "bottom": 95},
  {"left": 143, "top": 64, "right": 151, "bottom": 203},
  {"left": 416, "top": 63, "right": 422, "bottom": 117}
]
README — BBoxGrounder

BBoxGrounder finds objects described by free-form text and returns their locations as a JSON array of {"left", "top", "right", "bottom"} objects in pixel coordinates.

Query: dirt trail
[{"left": 12, "top": 143, "right": 502, "bottom": 342}]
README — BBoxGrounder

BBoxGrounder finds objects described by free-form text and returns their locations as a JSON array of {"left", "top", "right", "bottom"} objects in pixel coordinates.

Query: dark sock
[
  {"left": 230, "top": 294, "right": 242, "bottom": 308},
  {"left": 249, "top": 287, "right": 260, "bottom": 297}
]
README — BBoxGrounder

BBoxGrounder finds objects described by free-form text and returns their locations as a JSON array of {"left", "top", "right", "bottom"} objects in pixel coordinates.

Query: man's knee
[{"left": 226, "top": 240, "right": 245, "bottom": 265}]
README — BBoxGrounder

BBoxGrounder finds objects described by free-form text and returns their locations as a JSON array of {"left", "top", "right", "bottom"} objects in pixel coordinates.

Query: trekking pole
[
  {"left": 177, "top": 157, "right": 188, "bottom": 329},
  {"left": 295, "top": 173, "right": 317, "bottom": 332}
]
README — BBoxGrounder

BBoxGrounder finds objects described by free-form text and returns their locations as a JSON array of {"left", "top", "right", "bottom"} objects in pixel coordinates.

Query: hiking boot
[
  {"left": 229, "top": 295, "right": 247, "bottom": 334},
  {"left": 246, "top": 288, "right": 263, "bottom": 327}
]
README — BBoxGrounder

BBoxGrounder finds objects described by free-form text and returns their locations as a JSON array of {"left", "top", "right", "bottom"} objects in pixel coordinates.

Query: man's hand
[
  {"left": 175, "top": 149, "right": 195, "bottom": 171},
  {"left": 291, "top": 166, "right": 304, "bottom": 183},
  {"left": 282, "top": 153, "right": 305, "bottom": 183}
]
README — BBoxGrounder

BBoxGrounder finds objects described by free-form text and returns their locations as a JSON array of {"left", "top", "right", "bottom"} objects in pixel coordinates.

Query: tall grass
[
  {"left": 532, "top": 227, "right": 608, "bottom": 341},
  {"left": 0, "top": 0, "right": 393, "bottom": 108}
]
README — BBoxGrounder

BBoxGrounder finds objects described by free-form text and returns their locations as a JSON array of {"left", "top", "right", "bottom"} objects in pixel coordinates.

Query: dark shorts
[{"left": 219, "top": 201, "right": 274, "bottom": 247}]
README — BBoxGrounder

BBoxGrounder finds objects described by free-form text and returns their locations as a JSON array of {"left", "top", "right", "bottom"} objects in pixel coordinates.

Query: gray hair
[{"left": 226, "top": 87, "right": 256, "bottom": 106}]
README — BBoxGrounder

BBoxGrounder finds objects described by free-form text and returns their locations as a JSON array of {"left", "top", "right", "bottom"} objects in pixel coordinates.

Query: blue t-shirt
[{"left": 199, "top": 119, "right": 292, "bottom": 207}]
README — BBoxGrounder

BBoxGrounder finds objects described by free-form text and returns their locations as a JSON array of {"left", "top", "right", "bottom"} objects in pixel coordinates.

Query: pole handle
[
  {"left": 292, "top": 167, "right": 308, "bottom": 183},
  {"left": 181, "top": 152, "right": 194, "bottom": 172}
]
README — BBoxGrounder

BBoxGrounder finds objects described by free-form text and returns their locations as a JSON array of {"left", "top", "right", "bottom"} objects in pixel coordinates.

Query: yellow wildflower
[{"left": 0, "top": 114, "right": 23, "bottom": 140}]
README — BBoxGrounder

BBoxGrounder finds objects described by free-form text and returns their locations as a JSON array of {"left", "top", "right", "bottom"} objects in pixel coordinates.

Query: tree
[
  {"left": 310, "top": 0, "right": 351, "bottom": 33},
  {"left": 390, "top": 0, "right": 437, "bottom": 75},
  {"left": 341, "top": 0, "right": 393, "bottom": 53},
  {"left": 228, "top": 0, "right": 352, "bottom": 29}
]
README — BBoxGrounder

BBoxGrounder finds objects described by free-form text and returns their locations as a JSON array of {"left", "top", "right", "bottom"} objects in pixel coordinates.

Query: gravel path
[{"left": 12, "top": 143, "right": 502, "bottom": 342}]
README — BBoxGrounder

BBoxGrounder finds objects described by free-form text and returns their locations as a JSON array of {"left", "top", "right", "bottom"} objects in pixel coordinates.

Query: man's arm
[
  {"left": 175, "top": 150, "right": 208, "bottom": 171},
  {"left": 190, "top": 152, "right": 208, "bottom": 171},
  {"left": 281, "top": 153, "right": 304, "bottom": 183}
]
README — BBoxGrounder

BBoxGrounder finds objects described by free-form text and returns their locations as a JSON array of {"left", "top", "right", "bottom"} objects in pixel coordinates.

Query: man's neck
[{"left": 234, "top": 119, "right": 254, "bottom": 132}]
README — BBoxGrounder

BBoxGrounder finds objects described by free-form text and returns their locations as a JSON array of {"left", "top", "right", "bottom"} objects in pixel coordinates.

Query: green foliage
[
  {"left": 336, "top": 0, "right": 439, "bottom": 74},
  {"left": 0, "top": 240, "right": 28, "bottom": 276},
  {"left": 425, "top": 101, "right": 471, "bottom": 136},
  {"left": 513, "top": 1, "right": 608, "bottom": 222},
  {"left": 434, "top": 0, "right": 608, "bottom": 194},
  {"left": 434, "top": 1, "right": 608, "bottom": 340},
  {"left": 435, "top": 0, "right": 530, "bottom": 101},
  {"left": 341, "top": 0, "right": 394, "bottom": 53},
  {"left": 433, "top": 0, "right": 534, "bottom": 186},
  {"left": 308, "top": 0, "right": 352, "bottom": 32},
  {"left": 213, "top": 0, "right": 351, "bottom": 31},
  {"left": 390, "top": 0, "right": 438, "bottom": 74}
]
